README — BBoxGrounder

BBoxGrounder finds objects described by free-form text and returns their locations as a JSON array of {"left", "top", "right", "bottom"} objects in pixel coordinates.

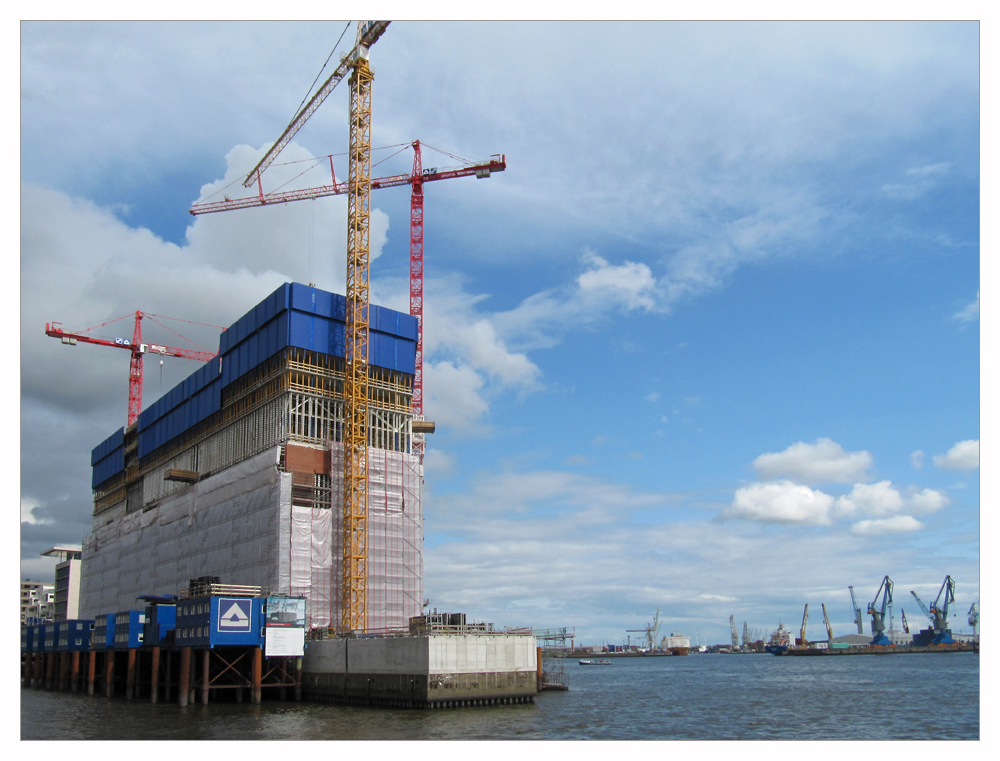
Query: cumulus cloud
[
  {"left": 851, "top": 516, "right": 924, "bottom": 535},
  {"left": 933, "top": 439, "right": 979, "bottom": 470},
  {"left": 752, "top": 438, "right": 873, "bottom": 485},
  {"left": 910, "top": 450, "right": 924, "bottom": 469},
  {"left": 724, "top": 481, "right": 834, "bottom": 525},
  {"left": 577, "top": 251, "right": 657, "bottom": 311},
  {"left": 834, "top": 481, "right": 948, "bottom": 519}
]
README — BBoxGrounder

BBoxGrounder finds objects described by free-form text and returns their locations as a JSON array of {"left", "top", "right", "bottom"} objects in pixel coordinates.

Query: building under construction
[{"left": 82, "top": 282, "right": 424, "bottom": 633}]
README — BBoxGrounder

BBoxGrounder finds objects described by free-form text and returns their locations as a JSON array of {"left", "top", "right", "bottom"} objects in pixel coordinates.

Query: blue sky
[{"left": 19, "top": 19, "right": 982, "bottom": 646}]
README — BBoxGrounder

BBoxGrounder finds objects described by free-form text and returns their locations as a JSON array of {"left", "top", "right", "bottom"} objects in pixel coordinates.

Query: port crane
[
  {"left": 626, "top": 608, "right": 661, "bottom": 651},
  {"left": 729, "top": 615, "right": 739, "bottom": 650},
  {"left": 910, "top": 575, "right": 957, "bottom": 644},
  {"left": 867, "top": 575, "right": 893, "bottom": 645},
  {"left": 901, "top": 608, "right": 909, "bottom": 634},
  {"left": 821, "top": 603, "right": 834, "bottom": 644},
  {"left": 191, "top": 140, "right": 505, "bottom": 456},
  {"left": 45, "top": 312, "right": 218, "bottom": 426},
  {"left": 798, "top": 603, "right": 809, "bottom": 647},
  {"left": 968, "top": 602, "right": 979, "bottom": 638},
  {"left": 848, "top": 585, "right": 864, "bottom": 634}
]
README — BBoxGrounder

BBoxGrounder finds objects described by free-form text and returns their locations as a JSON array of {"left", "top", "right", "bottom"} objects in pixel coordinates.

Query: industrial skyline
[{"left": 20, "top": 20, "right": 981, "bottom": 645}]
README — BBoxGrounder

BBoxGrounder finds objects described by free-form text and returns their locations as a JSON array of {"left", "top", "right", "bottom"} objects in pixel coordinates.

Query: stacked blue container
[
  {"left": 57, "top": 620, "right": 95, "bottom": 651},
  {"left": 174, "top": 596, "right": 266, "bottom": 649},
  {"left": 91, "top": 613, "right": 115, "bottom": 650},
  {"left": 112, "top": 611, "right": 146, "bottom": 649}
]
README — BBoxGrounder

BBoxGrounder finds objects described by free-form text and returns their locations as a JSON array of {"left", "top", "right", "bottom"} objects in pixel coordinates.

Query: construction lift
[{"left": 867, "top": 576, "right": 894, "bottom": 646}]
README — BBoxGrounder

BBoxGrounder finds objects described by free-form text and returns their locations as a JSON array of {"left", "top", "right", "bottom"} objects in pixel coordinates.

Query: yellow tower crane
[{"left": 244, "top": 20, "right": 390, "bottom": 633}]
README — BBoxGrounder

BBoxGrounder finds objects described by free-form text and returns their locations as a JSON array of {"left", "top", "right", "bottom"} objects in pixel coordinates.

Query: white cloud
[
  {"left": 953, "top": 291, "right": 979, "bottom": 323},
  {"left": 724, "top": 481, "right": 834, "bottom": 525},
  {"left": 834, "top": 481, "right": 948, "bottom": 519},
  {"left": 752, "top": 438, "right": 873, "bottom": 485},
  {"left": 933, "top": 439, "right": 979, "bottom": 470},
  {"left": 881, "top": 162, "right": 951, "bottom": 201},
  {"left": 910, "top": 450, "right": 925, "bottom": 469},
  {"left": 577, "top": 251, "right": 657, "bottom": 312},
  {"left": 834, "top": 481, "right": 904, "bottom": 518},
  {"left": 851, "top": 516, "right": 924, "bottom": 535},
  {"left": 645, "top": 392, "right": 660, "bottom": 403}
]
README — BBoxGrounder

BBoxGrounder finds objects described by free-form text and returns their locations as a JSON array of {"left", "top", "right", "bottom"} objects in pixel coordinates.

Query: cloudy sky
[{"left": 20, "top": 19, "right": 982, "bottom": 646}]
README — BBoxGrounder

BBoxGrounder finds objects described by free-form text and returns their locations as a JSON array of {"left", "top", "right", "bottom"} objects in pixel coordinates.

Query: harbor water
[{"left": 21, "top": 651, "right": 978, "bottom": 741}]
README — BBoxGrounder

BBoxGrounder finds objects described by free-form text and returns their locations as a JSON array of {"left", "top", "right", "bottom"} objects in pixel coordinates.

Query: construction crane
[
  {"left": 191, "top": 139, "right": 506, "bottom": 457},
  {"left": 798, "top": 603, "right": 809, "bottom": 647},
  {"left": 242, "top": 20, "right": 391, "bottom": 633},
  {"left": 968, "top": 602, "right": 979, "bottom": 638},
  {"left": 910, "top": 576, "right": 957, "bottom": 644},
  {"left": 848, "top": 585, "right": 864, "bottom": 634},
  {"left": 729, "top": 615, "right": 739, "bottom": 650},
  {"left": 867, "top": 575, "right": 894, "bottom": 645},
  {"left": 45, "top": 312, "right": 218, "bottom": 426},
  {"left": 821, "top": 603, "right": 834, "bottom": 644}
]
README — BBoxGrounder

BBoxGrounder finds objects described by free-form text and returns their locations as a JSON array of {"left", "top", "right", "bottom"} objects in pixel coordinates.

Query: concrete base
[{"left": 301, "top": 634, "right": 537, "bottom": 708}]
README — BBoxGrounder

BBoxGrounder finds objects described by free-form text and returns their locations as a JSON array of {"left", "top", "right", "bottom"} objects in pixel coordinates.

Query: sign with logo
[
  {"left": 217, "top": 598, "right": 252, "bottom": 633},
  {"left": 265, "top": 627, "right": 305, "bottom": 657}
]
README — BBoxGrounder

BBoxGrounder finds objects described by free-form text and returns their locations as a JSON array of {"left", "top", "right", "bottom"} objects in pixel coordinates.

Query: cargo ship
[{"left": 764, "top": 622, "right": 792, "bottom": 655}]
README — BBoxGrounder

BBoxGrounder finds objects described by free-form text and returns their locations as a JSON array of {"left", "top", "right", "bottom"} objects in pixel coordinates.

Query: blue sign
[{"left": 217, "top": 598, "right": 252, "bottom": 632}]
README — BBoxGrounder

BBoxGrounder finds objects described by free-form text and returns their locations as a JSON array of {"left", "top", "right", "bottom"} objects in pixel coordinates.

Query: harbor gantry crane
[
  {"left": 45, "top": 312, "right": 218, "bottom": 426},
  {"left": 798, "top": 604, "right": 809, "bottom": 647},
  {"left": 867, "top": 575, "right": 894, "bottom": 646},
  {"left": 191, "top": 139, "right": 506, "bottom": 457},
  {"left": 821, "top": 603, "right": 834, "bottom": 644},
  {"left": 729, "top": 615, "right": 739, "bottom": 650},
  {"left": 901, "top": 608, "right": 910, "bottom": 634},
  {"left": 968, "top": 602, "right": 979, "bottom": 639},
  {"left": 848, "top": 585, "right": 864, "bottom": 634},
  {"left": 910, "top": 576, "right": 957, "bottom": 644}
]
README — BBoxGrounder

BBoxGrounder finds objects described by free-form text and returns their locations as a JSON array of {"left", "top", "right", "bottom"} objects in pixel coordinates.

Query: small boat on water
[{"left": 579, "top": 659, "right": 613, "bottom": 665}]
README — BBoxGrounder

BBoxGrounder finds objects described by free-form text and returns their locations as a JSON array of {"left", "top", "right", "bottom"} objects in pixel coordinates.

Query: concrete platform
[{"left": 301, "top": 633, "right": 538, "bottom": 708}]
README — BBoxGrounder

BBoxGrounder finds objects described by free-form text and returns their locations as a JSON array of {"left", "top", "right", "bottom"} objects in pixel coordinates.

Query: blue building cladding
[{"left": 90, "top": 283, "right": 417, "bottom": 486}]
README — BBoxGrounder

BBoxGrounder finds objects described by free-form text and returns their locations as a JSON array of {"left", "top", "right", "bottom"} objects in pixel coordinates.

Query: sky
[{"left": 19, "top": 17, "right": 984, "bottom": 647}]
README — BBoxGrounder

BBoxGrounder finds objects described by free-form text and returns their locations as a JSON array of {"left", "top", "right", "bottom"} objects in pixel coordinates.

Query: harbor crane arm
[
  {"left": 821, "top": 603, "right": 833, "bottom": 643},
  {"left": 799, "top": 604, "right": 809, "bottom": 646},
  {"left": 849, "top": 585, "right": 864, "bottom": 634},
  {"left": 910, "top": 591, "right": 932, "bottom": 621},
  {"left": 243, "top": 21, "right": 390, "bottom": 189}
]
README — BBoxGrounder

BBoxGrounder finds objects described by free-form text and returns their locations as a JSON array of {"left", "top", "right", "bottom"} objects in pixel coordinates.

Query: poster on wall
[{"left": 265, "top": 626, "right": 305, "bottom": 657}]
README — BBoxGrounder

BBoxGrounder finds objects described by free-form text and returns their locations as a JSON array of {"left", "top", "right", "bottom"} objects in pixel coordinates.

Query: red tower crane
[
  {"left": 189, "top": 140, "right": 506, "bottom": 455},
  {"left": 45, "top": 311, "right": 219, "bottom": 427}
]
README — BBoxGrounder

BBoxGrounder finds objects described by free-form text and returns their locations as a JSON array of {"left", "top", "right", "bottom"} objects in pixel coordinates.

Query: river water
[{"left": 21, "top": 651, "right": 979, "bottom": 741}]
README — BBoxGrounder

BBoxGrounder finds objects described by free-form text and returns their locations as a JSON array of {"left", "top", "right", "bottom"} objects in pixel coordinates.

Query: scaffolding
[{"left": 83, "top": 344, "right": 422, "bottom": 633}]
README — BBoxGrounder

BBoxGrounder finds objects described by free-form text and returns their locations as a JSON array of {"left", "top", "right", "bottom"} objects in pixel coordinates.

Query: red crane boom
[
  {"left": 189, "top": 140, "right": 505, "bottom": 456},
  {"left": 45, "top": 310, "right": 218, "bottom": 427}
]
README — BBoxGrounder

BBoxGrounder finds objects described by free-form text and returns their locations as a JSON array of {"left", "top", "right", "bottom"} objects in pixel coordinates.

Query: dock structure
[{"left": 26, "top": 282, "right": 539, "bottom": 710}]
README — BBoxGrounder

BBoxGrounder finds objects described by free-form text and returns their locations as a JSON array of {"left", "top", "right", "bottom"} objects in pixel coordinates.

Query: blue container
[
  {"left": 91, "top": 613, "right": 115, "bottom": 650},
  {"left": 174, "top": 596, "right": 265, "bottom": 649},
  {"left": 57, "top": 620, "right": 95, "bottom": 651},
  {"left": 21, "top": 625, "right": 35, "bottom": 653},
  {"left": 143, "top": 604, "right": 177, "bottom": 646},
  {"left": 112, "top": 611, "right": 146, "bottom": 649},
  {"left": 39, "top": 622, "right": 60, "bottom": 652}
]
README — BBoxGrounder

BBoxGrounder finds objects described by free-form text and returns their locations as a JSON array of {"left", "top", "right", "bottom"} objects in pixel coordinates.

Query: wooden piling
[
  {"left": 71, "top": 652, "right": 80, "bottom": 693},
  {"left": 105, "top": 652, "right": 115, "bottom": 698},
  {"left": 252, "top": 648, "right": 262, "bottom": 705},
  {"left": 201, "top": 649, "right": 210, "bottom": 705},
  {"left": 87, "top": 651, "right": 96, "bottom": 696},
  {"left": 150, "top": 646, "right": 161, "bottom": 704},
  {"left": 126, "top": 648, "right": 136, "bottom": 701},
  {"left": 178, "top": 647, "right": 190, "bottom": 707}
]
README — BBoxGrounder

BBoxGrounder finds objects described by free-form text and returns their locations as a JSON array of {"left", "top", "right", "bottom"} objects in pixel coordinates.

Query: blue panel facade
[
  {"left": 143, "top": 604, "right": 177, "bottom": 646},
  {"left": 57, "top": 620, "right": 95, "bottom": 651},
  {"left": 118, "top": 283, "right": 416, "bottom": 462},
  {"left": 174, "top": 596, "right": 266, "bottom": 648},
  {"left": 112, "top": 610, "right": 146, "bottom": 649},
  {"left": 91, "top": 613, "right": 114, "bottom": 650}
]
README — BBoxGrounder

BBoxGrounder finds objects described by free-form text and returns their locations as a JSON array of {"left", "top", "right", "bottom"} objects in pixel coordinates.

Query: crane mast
[
  {"left": 799, "top": 603, "right": 809, "bottom": 647},
  {"left": 849, "top": 585, "right": 864, "bottom": 634},
  {"left": 821, "top": 603, "right": 833, "bottom": 644},
  {"left": 341, "top": 34, "right": 376, "bottom": 633},
  {"left": 867, "top": 575, "right": 893, "bottom": 645}
]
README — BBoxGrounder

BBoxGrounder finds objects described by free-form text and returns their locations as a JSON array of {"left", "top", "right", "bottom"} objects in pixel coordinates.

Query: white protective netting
[{"left": 81, "top": 443, "right": 423, "bottom": 632}]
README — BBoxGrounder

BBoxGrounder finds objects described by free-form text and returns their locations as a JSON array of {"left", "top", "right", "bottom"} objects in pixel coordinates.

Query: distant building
[
  {"left": 20, "top": 580, "right": 54, "bottom": 623},
  {"left": 40, "top": 546, "right": 82, "bottom": 621}
]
